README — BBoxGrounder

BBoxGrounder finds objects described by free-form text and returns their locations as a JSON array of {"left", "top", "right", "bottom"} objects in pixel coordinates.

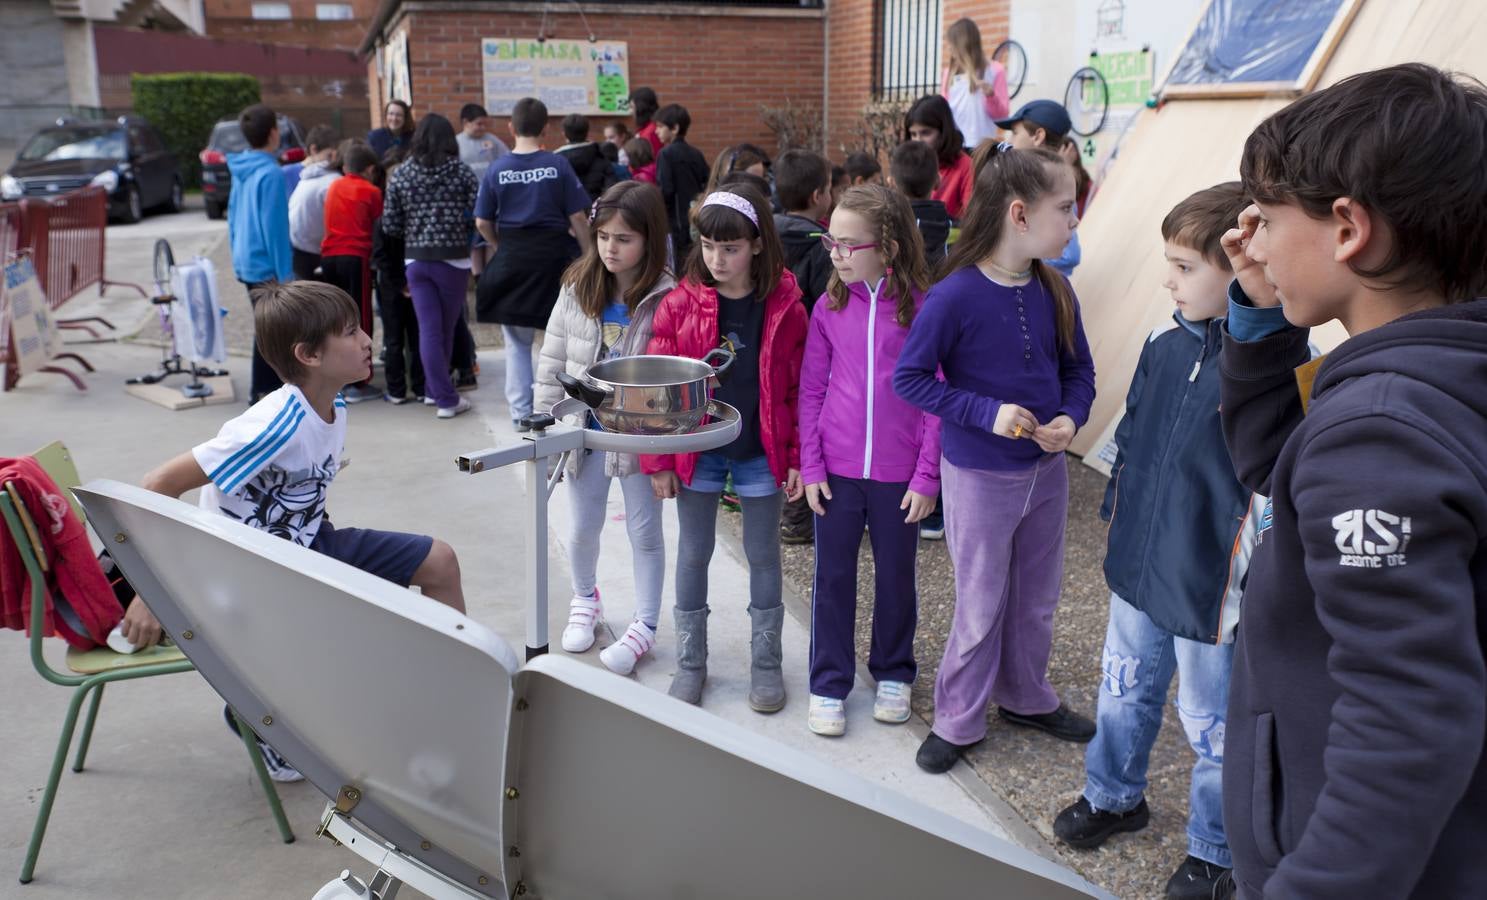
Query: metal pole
[{"left": 524, "top": 455, "right": 549, "bottom": 660}]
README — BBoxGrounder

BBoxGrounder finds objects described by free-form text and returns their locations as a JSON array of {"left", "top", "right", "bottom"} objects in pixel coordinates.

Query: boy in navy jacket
[
  {"left": 1218, "top": 64, "right": 1487, "bottom": 898},
  {"left": 1054, "top": 183, "right": 1255, "bottom": 900}
]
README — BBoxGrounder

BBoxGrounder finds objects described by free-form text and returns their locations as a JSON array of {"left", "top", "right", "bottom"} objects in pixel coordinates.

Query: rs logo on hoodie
[{"left": 1332, "top": 508, "right": 1411, "bottom": 568}]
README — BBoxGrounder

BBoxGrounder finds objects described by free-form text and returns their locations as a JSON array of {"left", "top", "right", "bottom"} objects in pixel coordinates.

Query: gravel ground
[{"left": 728, "top": 459, "right": 1197, "bottom": 900}]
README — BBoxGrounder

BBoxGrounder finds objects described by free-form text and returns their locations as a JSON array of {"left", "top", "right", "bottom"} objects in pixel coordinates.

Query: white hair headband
[{"left": 701, "top": 191, "right": 759, "bottom": 229}]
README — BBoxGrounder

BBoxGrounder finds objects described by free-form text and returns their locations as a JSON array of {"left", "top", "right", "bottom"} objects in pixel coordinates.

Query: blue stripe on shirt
[
  {"left": 208, "top": 395, "right": 300, "bottom": 486},
  {"left": 220, "top": 404, "right": 306, "bottom": 493},
  {"left": 211, "top": 397, "right": 304, "bottom": 491}
]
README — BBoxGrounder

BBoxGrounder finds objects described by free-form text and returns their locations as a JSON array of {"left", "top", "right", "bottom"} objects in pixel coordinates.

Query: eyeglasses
[{"left": 816, "top": 233, "right": 879, "bottom": 259}]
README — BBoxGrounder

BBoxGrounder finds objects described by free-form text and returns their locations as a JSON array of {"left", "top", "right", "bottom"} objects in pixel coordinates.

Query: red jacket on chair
[
  {"left": 642, "top": 269, "right": 808, "bottom": 486},
  {"left": 0, "top": 457, "right": 121, "bottom": 649}
]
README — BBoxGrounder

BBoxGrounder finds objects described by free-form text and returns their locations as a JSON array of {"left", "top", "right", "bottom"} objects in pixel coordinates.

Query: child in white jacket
[{"left": 534, "top": 181, "right": 677, "bottom": 674}]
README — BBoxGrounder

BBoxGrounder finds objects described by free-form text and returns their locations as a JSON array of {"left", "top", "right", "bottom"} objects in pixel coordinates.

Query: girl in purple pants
[{"left": 893, "top": 143, "right": 1097, "bottom": 774}]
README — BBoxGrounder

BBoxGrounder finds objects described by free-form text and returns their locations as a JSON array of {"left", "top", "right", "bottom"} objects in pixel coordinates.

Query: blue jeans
[
  {"left": 502, "top": 325, "right": 537, "bottom": 420},
  {"left": 687, "top": 452, "right": 778, "bottom": 498},
  {"left": 1082, "top": 592, "right": 1234, "bottom": 868}
]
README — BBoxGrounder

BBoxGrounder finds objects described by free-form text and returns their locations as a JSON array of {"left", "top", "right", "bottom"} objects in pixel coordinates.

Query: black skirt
[{"left": 475, "top": 227, "right": 580, "bottom": 328}]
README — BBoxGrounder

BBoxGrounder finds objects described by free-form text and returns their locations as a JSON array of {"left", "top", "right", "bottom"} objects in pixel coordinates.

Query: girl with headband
[{"left": 642, "top": 182, "right": 807, "bottom": 713}]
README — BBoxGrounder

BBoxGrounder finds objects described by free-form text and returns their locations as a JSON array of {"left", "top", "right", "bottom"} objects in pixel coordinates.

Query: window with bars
[{"left": 873, "top": 0, "right": 943, "bottom": 101}]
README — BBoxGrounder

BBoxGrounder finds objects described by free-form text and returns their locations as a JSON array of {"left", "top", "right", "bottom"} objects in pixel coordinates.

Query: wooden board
[
  {"left": 125, "top": 375, "right": 237, "bottom": 411},
  {"left": 1069, "top": 0, "right": 1487, "bottom": 462}
]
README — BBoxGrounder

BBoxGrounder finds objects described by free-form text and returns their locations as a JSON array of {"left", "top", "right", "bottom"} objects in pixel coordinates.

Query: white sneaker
[
  {"left": 423, "top": 396, "right": 438, "bottom": 406},
  {"left": 560, "top": 590, "right": 603, "bottom": 653},
  {"left": 436, "top": 397, "right": 473, "bottom": 419},
  {"left": 873, "top": 680, "right": 912, "bottom": 723},
  {"left": 808, "top": 694, "right": 846, "bottom": 736},
  {"left": 599, "top": 620, "right": 656, "bottom": 675}
]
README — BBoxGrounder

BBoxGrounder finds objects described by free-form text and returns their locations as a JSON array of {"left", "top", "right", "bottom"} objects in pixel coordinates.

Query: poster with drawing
[
  {"left": 381, "top": 28, "right": 412, "bottom": 107},
  {"left": 1, "top": 256, "right": 58, "bottom": 383},
  {"left": 482, "top": 39, "right": 631, "bottom": 116}
]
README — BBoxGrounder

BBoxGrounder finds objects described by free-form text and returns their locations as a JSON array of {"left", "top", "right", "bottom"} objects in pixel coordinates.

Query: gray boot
[
  {"left": 668, "top": 607, "right": 709, "bottom": 705},
  {"left": 748, "top": 604, "right": 786, "bottom": 713}
]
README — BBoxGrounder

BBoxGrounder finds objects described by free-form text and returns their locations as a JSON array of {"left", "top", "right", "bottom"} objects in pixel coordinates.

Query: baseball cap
[{"left": 994, "top": 99, "right": 1073, "bottom": 140}]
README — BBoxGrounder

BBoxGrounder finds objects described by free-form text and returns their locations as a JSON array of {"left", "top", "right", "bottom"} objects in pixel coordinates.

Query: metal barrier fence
[
  {"left": 0, "top": 203, "right": 22, "bottom": 268},
  {"left": 19, "top": 187, "right": 112, "bottom": 310}
]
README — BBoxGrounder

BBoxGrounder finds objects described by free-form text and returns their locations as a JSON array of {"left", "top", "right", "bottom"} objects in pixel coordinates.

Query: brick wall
[
  {"left": 204, "top": 0, "right": 380, "bottom": 51},
  {"left": 368, "top": 7, "right": 824, "bottom": 163}
]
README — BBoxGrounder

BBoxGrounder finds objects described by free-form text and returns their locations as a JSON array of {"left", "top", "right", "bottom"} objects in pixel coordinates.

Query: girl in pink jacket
[{"left": 799, "top": 185, "right": 942, "bottom": 737}]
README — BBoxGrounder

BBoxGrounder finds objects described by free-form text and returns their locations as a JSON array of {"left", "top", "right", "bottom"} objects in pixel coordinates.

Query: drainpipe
[{"left": 822, "top": 0, "right": 830, "bottom": 153}]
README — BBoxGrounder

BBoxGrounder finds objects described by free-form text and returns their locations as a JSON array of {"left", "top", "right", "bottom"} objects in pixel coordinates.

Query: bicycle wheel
[
  {"left": 993, "top": 39, "right": 1029, "bottom": 101},
  {"left": 1064, "top": 66, "right": 1110, "bottom": 136},
  {"left": 152, "top": 238, "right": 175, "bottom": 295}
]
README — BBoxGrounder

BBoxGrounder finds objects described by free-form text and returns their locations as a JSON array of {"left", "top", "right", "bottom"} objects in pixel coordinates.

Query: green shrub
[{"left": 132, "top": 73, "right": 261, "bottom": 188}]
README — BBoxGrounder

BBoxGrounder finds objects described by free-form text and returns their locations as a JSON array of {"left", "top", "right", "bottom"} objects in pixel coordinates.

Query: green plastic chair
[{"left": 3, "top": 443, "right": 294, "bottom": 885}]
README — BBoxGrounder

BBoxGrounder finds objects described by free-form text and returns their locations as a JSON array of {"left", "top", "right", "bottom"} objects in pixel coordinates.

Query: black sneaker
[
  {"left": 780, "top": 521, "right": 813, "bottom": 544},
  {"left": 998, "top": 703, "right": 1096, "bottom": 742},
  {"left": 1209, "top": 869, "right": 1237, "bottom": 900},
  {"left": 1164, "top": 854, "right": 1232, "bottom": 900},
  {"left": 915, "top": 732, "right": 978, "bottom": 774},
  {"left": 919, "top": 511, "right": 945, "bottom": 540},
  {"left": 1053, "top": 796, "right": 1150, "bottom": 849},
  {"left": 456, "top": 370, "right": 479, "bottom": 391}
]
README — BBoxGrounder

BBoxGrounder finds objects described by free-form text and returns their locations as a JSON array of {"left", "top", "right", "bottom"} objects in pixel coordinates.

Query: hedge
[{"left": 132, "top": 73, "right": 261, "bottom": 189}]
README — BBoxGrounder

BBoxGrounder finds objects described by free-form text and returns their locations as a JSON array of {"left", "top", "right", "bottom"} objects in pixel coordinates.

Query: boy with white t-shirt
[{"left": 126, "top": 281, "right": 467, "bottom": 779}]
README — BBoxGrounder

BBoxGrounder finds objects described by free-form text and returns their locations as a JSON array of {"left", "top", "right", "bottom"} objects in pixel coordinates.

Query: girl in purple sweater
[
  {"left": 893, "top": 144, "right": 1096, "bottom": 774},
  {"left": 800, "top": 185, "right": 942, "bottom": 738}
]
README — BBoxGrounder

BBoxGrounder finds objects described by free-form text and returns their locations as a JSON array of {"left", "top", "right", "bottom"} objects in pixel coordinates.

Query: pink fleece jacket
[{"left": 798, "top": 278, "right": 942, "bottom": 496}]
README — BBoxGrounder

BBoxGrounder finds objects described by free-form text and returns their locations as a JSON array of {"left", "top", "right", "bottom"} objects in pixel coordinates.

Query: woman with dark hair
[
  {"left": 904, "top": 95, "right": 974, "bottom": 220},
  {"left": 629, "top": 87, "right": 663, "bottom": 156},
  {"left": 381, "top": 113, "right": 480, "bottom": 419},
  {"left": 368, "top": 99, "right": 415, "bottom": 159}
]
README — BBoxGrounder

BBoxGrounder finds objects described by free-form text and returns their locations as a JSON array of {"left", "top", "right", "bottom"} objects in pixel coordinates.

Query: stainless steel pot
[{"left": 555, "top": 349, "right": 734, "bottom": 435}]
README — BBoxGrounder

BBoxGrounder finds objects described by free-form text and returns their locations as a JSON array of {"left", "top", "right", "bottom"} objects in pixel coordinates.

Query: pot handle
[
  {"left": 702, "top": 347, "right": 735, "bottom": 378},
  {"left": 557, "top": 372, "right": 610, "bottom": 409}
]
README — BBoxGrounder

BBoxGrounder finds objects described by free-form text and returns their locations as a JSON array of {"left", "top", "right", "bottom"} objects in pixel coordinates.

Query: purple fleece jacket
[{"left": 799, "top": 278, "right": 941, "bottom": 496}]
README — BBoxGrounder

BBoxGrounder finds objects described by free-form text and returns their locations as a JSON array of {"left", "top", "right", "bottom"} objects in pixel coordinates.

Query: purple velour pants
[
  {"left": 406, "top": 260, "right": 469, "bottom": 410},
  {"left": 931, "top": 453, "right": 1068, "bottom": 746}
]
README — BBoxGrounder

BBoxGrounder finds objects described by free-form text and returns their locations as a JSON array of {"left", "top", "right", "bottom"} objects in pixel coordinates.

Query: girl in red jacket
[{"left": 643, "top": 183, "right": 807, "bottom": 712}]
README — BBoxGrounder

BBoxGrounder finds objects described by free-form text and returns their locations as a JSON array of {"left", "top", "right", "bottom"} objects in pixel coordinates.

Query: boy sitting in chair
[{"left": 123, "top": 281, "right": 466, "bottom": 645}]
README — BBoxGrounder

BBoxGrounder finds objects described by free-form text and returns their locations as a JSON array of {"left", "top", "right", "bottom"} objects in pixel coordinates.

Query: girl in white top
[
  {"left": 940, "top": 18, "right": 1011, "bottom": 149},
  {"left": 534, "top": 180, "right": 676, "bottom": 675}
]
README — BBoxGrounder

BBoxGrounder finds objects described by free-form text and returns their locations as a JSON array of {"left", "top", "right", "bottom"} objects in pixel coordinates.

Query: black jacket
[
  {"left": 371, "top": 217, "right": 406, "bottom": 294},
  {"left": 657, "top": 139, "right": 709, "bottom": 256},
  {"left": 774, "top": 213, "right": 832, "bottom": 313},
  {"left": 910, "top": 198, "right": 951, "bottom": 272},
  {"left": 1220, "top": 292, "right": 1487, "bottom": 899},
  {"left": 1101, "top": 315, "right": 1253, "bottom": 643},
  {"left": 558, "top": 142, "right": 616, "bottom": 204}
]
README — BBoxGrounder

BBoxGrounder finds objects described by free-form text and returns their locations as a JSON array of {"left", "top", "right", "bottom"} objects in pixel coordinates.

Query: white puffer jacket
[
  {"left": 535, "top": 272, "right": 677, "bottom": 478},
  {"left": 288, "top": 160, "right": 340, "bottom": 254}
]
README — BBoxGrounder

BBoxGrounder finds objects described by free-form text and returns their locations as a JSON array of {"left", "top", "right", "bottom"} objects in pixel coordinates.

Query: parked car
[
  {"left": 0, "top": 116, "right": 182, "bottom": 223},
  {"left": 199, "top": 115, "right": 306, "bottom": 220}
]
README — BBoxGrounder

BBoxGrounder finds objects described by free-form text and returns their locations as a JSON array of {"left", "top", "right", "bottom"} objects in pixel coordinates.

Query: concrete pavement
[{"left": 0, "top": 200, "right": 1050, "bottom": 898}]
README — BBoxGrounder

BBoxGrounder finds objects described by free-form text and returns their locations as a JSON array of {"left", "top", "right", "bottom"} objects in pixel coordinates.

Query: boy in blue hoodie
[
  {"left": 227, "top": 103, "right": 295, "bottom": 403},
  {"left": 1053, "top": 183, "right": 1255, "bottom": 900},
  {"left": 1218, "top": 64, "right": 1487, "bottom": 898}
]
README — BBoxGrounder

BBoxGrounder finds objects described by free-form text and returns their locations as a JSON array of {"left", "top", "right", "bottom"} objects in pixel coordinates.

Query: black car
[
  {"left": 0, "top": 117, "right": 182, "bottom": 223},
  {"left": 199, "top": 115, "right": 306, "bottom": 220}
]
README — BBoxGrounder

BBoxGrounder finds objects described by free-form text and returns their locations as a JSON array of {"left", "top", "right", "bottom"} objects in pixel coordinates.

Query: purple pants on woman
[
  {"left": 932, "top": 453, "right": 1068, "bottom": 746},
  {"left": 406, "top": 260, "right": 469, "bottom": 409}
]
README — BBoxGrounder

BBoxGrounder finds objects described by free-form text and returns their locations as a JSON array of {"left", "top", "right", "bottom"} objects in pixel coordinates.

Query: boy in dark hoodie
[
  {"left": 556, "top": 113, "right": 616, "bottom": 203},
  {"left": 227, "top": 103, "right": 295, "bottom": 403},
  {"left": 772, "top": 149, "right": 835, "bottom": 312},
  {"left": 654, "top": 103, "right": 709, "bottom": 258},
  {"left": 888, "top": 141, "right": 951, "bottom": 272},
  {"left": 1216, "top": 63, "right": 1487, "bottom": 899}
]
